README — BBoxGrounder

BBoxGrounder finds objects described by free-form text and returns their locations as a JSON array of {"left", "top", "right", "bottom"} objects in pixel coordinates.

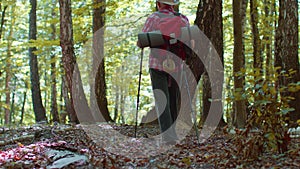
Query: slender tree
[
  {"left": 93, "top": 0, "right": 112, "bottom": 122},
  {"left": 113, "top": 85, "right": 120, "bottom": 122},
  {"left": 1, "top": 3, "right": 9, "bottom": 124},
  {"left": 59, "top": 0, "right": 95, "bottom": 124},
  {"left": 250, "top": 0, "right": 262, "bottom": 72},
  {"left": 262, "top": 0, "right": 274, "bottom": 80},
  {"left": 0, "top": 3, "right": 7, "bottom": 40},
  {"left": 59, "top": 0, "right": 78, "bottom": 123},
  {"left": 4, "top": 5, "right": 15, "bottom": 124},
  {"left": 232, "top": 0, "right": 247, "bottom": 128},
  {"left": 29, "top": 0, "right": 47, "bottom": 123},
  {"left": 4, "top": 38, "right": 11, "bottom": 124},
  {"left": 61, "top": 75, "right": 72, "bottom": 123},
  {"left": 250, "top": 0, "right": 263, "bottom": 113},
  {"left": 20, "top": 90, "right": 27, "bottom": 124},
  {"left": 50, "top": 0, "right": 59, "bottom": 123}
]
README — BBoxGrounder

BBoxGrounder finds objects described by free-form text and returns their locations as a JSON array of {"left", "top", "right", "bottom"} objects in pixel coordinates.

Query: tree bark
[
  {"left": 263, "top": 0, "right": 273, "bottom": 80},
  {"left": 0, "top": 5, "right": 7, "bottom": 40},
  {"left": 59, "top": 0, "right": 78, "bottom": 124},
  {"left": 10, "top": 79, "right": 16, "bottom": 124},
  {"left": 59, "top": 0, "right": 95, "bottom": 124},
  {"left": 20, "top": 90, "right": 27, "bottom": 125},
  {"left": 5, "top": 13, "right": 12, "bottom": 124},
  {"left": 233, "top": 0, "right": 247, "bottom": 128},
  {"left": 250, "top": 0, "right": 262, "bottom": 71},
  {"left": 92, "top": 0, "right": 112, "bottom": 122},
  {"left": 275, "top": 0, "right": 300, "bottom": 126},
  {"left": 250, "top": 0, "right": 263, "bottom": 113},
  {"left": 50, "top": 0, "right": 59, "bottom": 123},
  {"left": 29, "top": 0, "right": 47, "bottom": 123},
  {"left": 61, "top": 75, "right": 71, "bottom": 124},
  {"left": 120, "top": 94, "right": 125, "bottom": 124},
  {"left": 113, "top": 86, "right": 120, "bottom": 122},
  {"left": 194, "top": 0, "right": 225, "bottom": 127}
]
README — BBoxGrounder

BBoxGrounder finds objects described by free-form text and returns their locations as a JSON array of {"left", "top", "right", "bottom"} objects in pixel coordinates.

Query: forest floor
[{"left": 0, "top": 124, "right": 300, "bottom": 169}]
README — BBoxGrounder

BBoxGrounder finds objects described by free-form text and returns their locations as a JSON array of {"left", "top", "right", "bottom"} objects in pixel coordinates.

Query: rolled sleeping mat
[
  {"left": 138, "top": 30, "right": 165, "bottom": 48},
  {"left": 180, "top": 25, "right": 200, "bottom": 42}
]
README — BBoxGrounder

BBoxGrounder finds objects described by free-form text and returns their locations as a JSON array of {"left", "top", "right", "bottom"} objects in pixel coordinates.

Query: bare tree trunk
[
  {"left": 194, "top": 0, "right": 225, "bottom": 127},
  {"left": 5, "top": 41, "right": 11, "bottom": 124},
  {"left": 92, "top": 0, "right": 112, "bottom": 122},
  {"left": 29, "top": 0, "right": 47, "bottom": 123},
  {"left": 59, "top": 0, "right": 79, "bottom": 123},
  {"left": 20, "top": 80, "right": 29, "bottom": 124},
  {"left": 0, "top": 4, "right": 7, "bottom": 40},
  {"left": 263, "top": 0, "right": 273, "bottom": 80},
  {"left": 61, "top": 75, "right": 71, "bottom": 124},
  {"left": 120, "top": 94, "right": 125, "bottom": 124},
  {"left": 10, "top": 78, "right": 16, "bottom": 124},
  {"left": 193, "top": 1, "right": 208, "bottom": 127},
  {"left": 233, "top": 0, "right": 247, "bottom": 128},
  {"left": 113, "top": 86, "right": 120, "bottom": 122},
  {"left": 60, "top": 0, "right": 95, "bottom": 124},
  {"left": 20, "top": 90, "right": 27, "bottom": 125},
  {"left": 275, "top": 0, "right": 300, "bottom": 126},
  {"left": 250, "top": 0, "right": 262, "bottom": 71},
  {"left": 250, "top": 0, "right": 263, "bottom": 116},
  {"left": 50, "top": 0, "right": 59, "bottom": 123}
]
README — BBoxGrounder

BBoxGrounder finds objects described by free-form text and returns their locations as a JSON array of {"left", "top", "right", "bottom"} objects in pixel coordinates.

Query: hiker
[{"left": 137, "top": 0, "right": 190, "bottom": 144}]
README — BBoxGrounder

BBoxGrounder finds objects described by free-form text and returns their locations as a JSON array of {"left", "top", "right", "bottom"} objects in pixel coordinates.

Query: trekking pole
[
  {"left": 182, "top": 61, "right": 200, "bottom": 144},
  {"left": 134, "top": 48, "right": 144, "bottom": 138}
]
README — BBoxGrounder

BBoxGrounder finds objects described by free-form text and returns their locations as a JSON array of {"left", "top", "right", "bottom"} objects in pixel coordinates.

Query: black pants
[{"left": 150, "top": 68, "right": 180, "bottom": 142}]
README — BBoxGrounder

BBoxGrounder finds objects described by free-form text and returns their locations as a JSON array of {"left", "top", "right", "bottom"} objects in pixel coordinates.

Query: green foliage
[
  {"left": 0, "top": 0, "right": 298, "bottom": 128},
  {"left": 232, "top": 67, "right": 300, "bottom": 159}
]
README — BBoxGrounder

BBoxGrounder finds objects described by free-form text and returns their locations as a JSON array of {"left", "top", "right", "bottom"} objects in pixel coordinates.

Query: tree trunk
[
  {"left": 10, "top": 78, "right": 16, "bottom": 124},
  {"left": 29, "top": 0, "right": 47, "bottom": 123},
  {"left": 263, "top": 0, "right": 273, "bottom": 80},
  {"left": 250, "top": 0, "right": 262, "bottom": 71},
  {"left": 0, "top": 5, "right": 7, "bottom": 40},
  {"left": 61, "top": 75, "right": 71, "bottom": 124},
  {"left": 120, "top": 94, "right": 125, "bottom": 124},
  {"left": 60, "top": 0, "right": 95, "bottom": 124},
  {"left": 250, "top": 0, "right": 263, "bottom": 114},
  {"left": 50, "top": 0, "right": 59, "bottom": 123},
  {"left": 3, "top": 5, "right": 10, "bottom": 124},
  {"left": 113, "top": 86, "right": 120, "bottom": 122},
  {"left": 5, "top": 33, "right": 12, "bottom": 124},
  {"left": 20, "top": 90, "right": 27, "bottom": 125},
  {"left": 233, "top": 0, "right": 247, "bottom": 128},
  {"left": 59, "top": 0, "right": 79, "bottom": 124},
  {"left": 92, "top": 0, "right": 112, "bottom": 122},
  {"left": 275, "top": 0, "right": 300, "bottom": 126},
  {"left": 194, "top": 0, "right": 225, "bottom": 127}
]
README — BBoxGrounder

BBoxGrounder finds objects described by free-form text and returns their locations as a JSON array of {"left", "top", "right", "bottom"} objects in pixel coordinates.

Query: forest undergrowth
[{"left": 0, "top": 124, "right": 300, "bottom": 168}]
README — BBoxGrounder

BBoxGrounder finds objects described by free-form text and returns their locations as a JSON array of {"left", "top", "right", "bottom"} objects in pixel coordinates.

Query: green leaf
[
  {"left": 181, "top": 157, "right": 191, "bottom": 166},
  {"left": 265, "top": 132, "right": 275, "bottom": 141},
  {"left": 279, "top": 108, "right": 295, "bottom": 115}
]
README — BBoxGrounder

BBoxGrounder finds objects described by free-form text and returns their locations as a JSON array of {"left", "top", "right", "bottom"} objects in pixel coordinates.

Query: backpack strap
[
  {"left": 174, "top": 12, "right": 181, "bottom": 16},
  {"left": 146, "top": 32, "right": 153, "bottom": 47},
  {"left": 155, "top": 11, "right": 181, "bottom": 18}
]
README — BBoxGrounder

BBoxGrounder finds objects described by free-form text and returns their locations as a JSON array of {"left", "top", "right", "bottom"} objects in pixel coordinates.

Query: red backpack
[{"left": 155, "top": 11, "right": 188, "bottom": 60}]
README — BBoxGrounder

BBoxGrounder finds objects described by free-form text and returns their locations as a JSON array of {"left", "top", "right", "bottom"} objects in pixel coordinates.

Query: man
[{"left": 138, "top": 0, "right": 190, "bottom": 144}]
